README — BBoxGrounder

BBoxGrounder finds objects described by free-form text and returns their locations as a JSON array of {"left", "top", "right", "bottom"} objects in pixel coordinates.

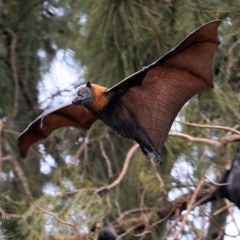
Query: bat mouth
[
  {"left": 72, "top": 96, "right": 92, "bottom": 106},
  {"left": 72, "top": 95, "right": 85, "bottom": 105},
  {"left": 72, "top": 98, "right": 81, "bottom": 105}
]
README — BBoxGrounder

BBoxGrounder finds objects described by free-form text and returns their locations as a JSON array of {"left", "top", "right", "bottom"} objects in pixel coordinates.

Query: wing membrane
[{"left": 18, "top": 103, "right": 97, "bottom": 157}]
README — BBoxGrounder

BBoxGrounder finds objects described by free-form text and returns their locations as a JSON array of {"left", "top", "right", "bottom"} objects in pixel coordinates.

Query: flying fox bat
[
  {"left": 216, "top": 150, "right": 240, "bottom": 209},
  {"left": 18, "top": 21, "right": 221, "bottom": 163},
  {"left": 92, "top": 220, "right": 118, "bottom": 240}
]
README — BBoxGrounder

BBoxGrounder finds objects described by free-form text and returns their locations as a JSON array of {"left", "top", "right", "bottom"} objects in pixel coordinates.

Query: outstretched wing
[
  {"left": 18, "top": 103, "right": 97, "bottom": 157},
  {"left": 107, "top": 20, "right": 221, "bottom": 153}
]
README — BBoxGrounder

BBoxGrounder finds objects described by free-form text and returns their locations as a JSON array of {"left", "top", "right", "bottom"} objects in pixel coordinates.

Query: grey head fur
[{"left": 72, "top": 82, "right": 94, "bottom": 106}]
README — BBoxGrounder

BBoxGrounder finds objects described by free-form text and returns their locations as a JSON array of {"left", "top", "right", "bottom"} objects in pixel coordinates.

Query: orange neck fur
[{"left": 89, "top": 84, "right": 109, "bottom": 112}]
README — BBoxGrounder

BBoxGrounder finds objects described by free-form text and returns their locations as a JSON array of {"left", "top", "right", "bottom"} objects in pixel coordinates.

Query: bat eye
[{"left": 78, "top": 92, "right": 82, "bottom": 97}]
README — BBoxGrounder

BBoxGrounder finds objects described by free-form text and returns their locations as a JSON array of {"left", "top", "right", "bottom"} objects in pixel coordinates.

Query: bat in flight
[{"left": 18, "top": 20, "right": 221, "bottom": 164}]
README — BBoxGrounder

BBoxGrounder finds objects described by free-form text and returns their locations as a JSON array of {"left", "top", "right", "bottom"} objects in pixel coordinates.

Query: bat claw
[
  {"left": 156, "top": 155, "right": 162, "bottom": 165},
  {"left": 144, "top": 148, "right": 162, "bottom": 165},
  {"left": 145, "top": 151, "right": 155, "bottom": 160}
]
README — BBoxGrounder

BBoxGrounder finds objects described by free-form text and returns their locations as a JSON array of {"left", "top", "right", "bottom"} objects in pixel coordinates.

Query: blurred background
[{"left": 1, "top": 0, "right": 240, "bottom": 239}]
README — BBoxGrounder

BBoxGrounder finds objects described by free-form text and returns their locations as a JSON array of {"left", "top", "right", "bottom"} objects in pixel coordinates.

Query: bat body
[
  {"left": 18, "top": 21, "right": 221, "bottom": 163},
  {"left": 75, "top": 83, "right": 160, "bottom": 161},
  {"left": 217, "top": 151, "right": 240, "bottom": 209},
  {"left": 98, "top": 221, "right": 118, "bottom": 240}
]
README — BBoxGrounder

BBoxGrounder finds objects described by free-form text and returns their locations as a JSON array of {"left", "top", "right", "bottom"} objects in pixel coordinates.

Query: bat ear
[{"left": 86, "top": 81, "right": 92, "bottom": 89}]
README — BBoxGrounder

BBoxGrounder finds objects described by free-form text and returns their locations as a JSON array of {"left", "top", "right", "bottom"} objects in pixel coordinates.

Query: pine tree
[{"left": 1, "top": 1, "right": 240, "bottom": 239}]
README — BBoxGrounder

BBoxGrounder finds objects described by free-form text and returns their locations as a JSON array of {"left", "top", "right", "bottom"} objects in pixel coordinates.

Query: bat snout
[{"left": 72, "top": 96, "right": 81, "bottom": 105}]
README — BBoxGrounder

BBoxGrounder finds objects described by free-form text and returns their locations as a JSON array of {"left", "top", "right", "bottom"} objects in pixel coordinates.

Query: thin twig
[
  {"left": 117, "top": 208, "right": 151, "bottom": 221},
  {"left": 96, "top": 144, "right": 139, "bottom": 193},
  {"left": 99, "top": 140, "right": 113, "bottom": 178},
  {"left": 169, "top": 132, "right": 220, "bottom": 147},
  {"left": 5, "top": 29, "right": 19, "bottom": 118},
  {"left": 205, "top": 212, "right": 237, "bottom": 238},
  {"left": 176, "top": 120, "right": 240, "bottom": 135},
  {"left": 220, "top": 134, "right": 240, "bottom": 145},
  {"left": 11, "top": 158, "right": 33, "bottom": 199},
  {"left": 161, "top": 212, "right": 185, "bottom": 239},
  {"left": 1, "top": 155, "right": 12, "bottom": 161},
  {"left": 34, "top": 203, "right": 81, "bottom": 237},
  {"left": 151, "top": 209, "right": 174, "bottom": 227},
  {"left": 140, "top": 189, "right": 146, "bottom": 215},
  {"left": 115, "top": 199, "right": 122, "bottom": 217},
  {"left": 205, "top": 175, "right": 229, "bottom": 186},
  {"left": 134, "top": 229, "right": 150, "bottom": 238},
  {"left": 0, "top": 206, "right": 21, "bottom": 218},
  {"left": 117, "top": 220, "right": 146, "bottom": 240},
  {"left": 172, "top": 166, "right": 212, "bottom": 240},
  {"left": 74, "top": 130, "right": 106, "bottom": 161},
  {"left": 212, "top": 203, "right": 233, "bottom": 216},
  {"left": 69, "top": 214, "right": 83, "bottom": 239},
  {"left": 150, "top": 159, "right": 165, "bottom": 191},
  {"left": 225, "top": 199, "right": 240, "bottom": 235},
  {"left": 93, "top": 222, "right": 101, "bottom": 240}
]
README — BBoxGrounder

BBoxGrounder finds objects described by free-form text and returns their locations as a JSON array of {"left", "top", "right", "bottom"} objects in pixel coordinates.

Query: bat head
[{"left": 72, "top": 82, "right": 94, "bottom": 106}]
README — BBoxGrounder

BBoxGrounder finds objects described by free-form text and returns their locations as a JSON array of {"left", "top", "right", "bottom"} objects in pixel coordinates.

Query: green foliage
[
  {"left": 16, "top": 190, "right": 105, "bottom": 239},
  {"left": 2, "top": 0, "right": 240, "bottom": 239}
]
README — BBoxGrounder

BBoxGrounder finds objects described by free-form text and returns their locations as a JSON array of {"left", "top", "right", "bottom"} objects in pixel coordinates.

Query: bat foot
[
  {"left": 146, "top": 151, "right": 155, "bottom": 161},
  {"left": 156, "top": 155, "right": 162, "bottom": 165},
  {"left": 144, "top": 149, "right": 162, "bottom": 165}
]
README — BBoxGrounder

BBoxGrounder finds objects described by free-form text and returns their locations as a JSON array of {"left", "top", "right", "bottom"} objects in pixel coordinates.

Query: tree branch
[
  {"left": 99, "top": 140, "right": 113, "bottom": 178},
  {"left": 5, "top": 28, "right": 19, "bottom": 118},
  {"left": 0, "top": 206, "right": 21, "bottom": 218},
  {"left": 169, "top": 131, "right": 240, "bottom": 148},
  {"left": 113, "top": 186, "right": 220, "bottom": 236},
  {"left": 172, "top": 166, "right": 212, "bottom": 239},
  {"left": 96, "top": 144, "right": 139, "bottom": 194},
  {"left": 176, "top": 120, "right": 240, "bottom": 135},
  {"left": 33, "top": 203, "right": 82, "bottom": 238},
  {"left": 169, "top": 132, "right": 221, "bottom": 147}
]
